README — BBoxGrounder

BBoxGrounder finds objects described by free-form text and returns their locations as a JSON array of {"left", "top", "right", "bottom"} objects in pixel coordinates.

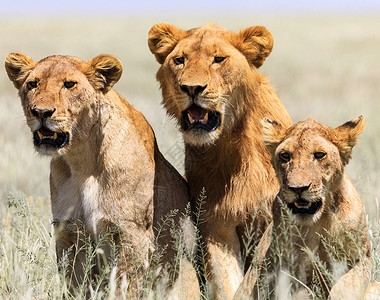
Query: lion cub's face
[
  {"left": 262, "top": 117, "right": 365, "bottom": 224},
  {"left": 5, "top": 53, "right": 122, "bottom": 156},
  {"left": 149, "top": 23, "right": 274, "bottom": 146}
]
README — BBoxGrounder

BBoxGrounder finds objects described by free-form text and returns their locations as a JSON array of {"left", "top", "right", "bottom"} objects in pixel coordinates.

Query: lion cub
[
  {"left": 254, "top": 117, "right": 371, "bottom": 299},
  {"left": 5, "top": 53, "right": 198, "bottom": 298}
]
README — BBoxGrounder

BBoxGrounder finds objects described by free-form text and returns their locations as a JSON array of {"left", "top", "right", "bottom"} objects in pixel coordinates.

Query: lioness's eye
[
  {"left": 173, "top": 57, "right": 185, "bottom": 65},
  {"left": 279, "top": 152, "right": 291, "bottom": 162},
  {"left": 214, "top": 56, "right": 226, "bottom": 63},
  {"left": 314, "top": 152, "right": 326, "bottom": 160},
  {"left": 27, "top": 81, "right": 38, "bottom": 89},
  {"left": 64, "top": 81, "right": 76, "bottom": 89}
]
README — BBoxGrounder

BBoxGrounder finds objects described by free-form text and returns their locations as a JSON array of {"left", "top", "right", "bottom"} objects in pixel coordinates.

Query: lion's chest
[
  {"left": 272, "top": 224, "right": 332, "bottom": 286},
  {"left": 52, "top": 175, "right": 83, "bottom": 220},
  {"left": 80, "top": 176, "right": 104, "bottom": 234},
  {"left": 52, "top": 173, "right": 105, "bottom": 234}
]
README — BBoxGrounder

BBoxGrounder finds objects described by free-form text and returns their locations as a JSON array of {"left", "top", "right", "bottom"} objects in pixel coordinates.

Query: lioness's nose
[
  {"left": 31, "top": 107, "right": 56, "bottom": 119},
  {"left": 288, "top": 183, "right": 311, "bottom": 194},
  {"left": 180, "top": 84, "right": 207, "bottom": 98}
]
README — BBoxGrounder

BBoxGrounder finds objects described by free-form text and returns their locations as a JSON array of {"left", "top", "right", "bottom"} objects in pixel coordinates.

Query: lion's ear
[
  {"left": 87, "top": 55, "right": 123, "bottom": 94},
  {"left": 333, "top": 116, "right": 366, "bottom": 165},
  {"left": 5, "top": 52, "right": 36, "bottom": 89},
  {"left": 234, "top": 26, "right": 274, "bottom": 68},
  {"left": 148, "top": 23, "right": 186, "bottom": 64},
  {"left": 261, "top": 118, "right": 286, "bottom": 157}
]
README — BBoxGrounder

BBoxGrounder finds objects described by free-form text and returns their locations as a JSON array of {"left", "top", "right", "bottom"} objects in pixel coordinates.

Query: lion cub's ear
[
  {"left": 333, "top": 116, "right": 366, "bottom": 165},
  {"left": 261, "top": 118, "right": 286, "bottom": 157},
  {"left": 87, "top": 55, "right": 123, "bottom": 94},
  {"left": 5, "top": 52, "right": 36, "bottom": 89},
  {"left": 148, "top": 23, "right": 187, "bottom": 64},
  {"left": 233, "top": 26, "right": 274, "bottom": 68}
]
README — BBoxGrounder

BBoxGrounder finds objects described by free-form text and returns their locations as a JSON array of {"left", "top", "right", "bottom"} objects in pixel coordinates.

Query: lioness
[
  {"left": 5, "top": 53, "right": 198, "bottom": 298},
  {"left": 250, "top": 117, "right": 371, "bottom": 299},
  {"left": 148, "top": 24, "right": 292, "bottom": 298}
]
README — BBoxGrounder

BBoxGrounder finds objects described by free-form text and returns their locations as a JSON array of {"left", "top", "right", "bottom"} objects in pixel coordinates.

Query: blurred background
[{"left": 0, "top": 1, "right": 379, "bottom": 294}]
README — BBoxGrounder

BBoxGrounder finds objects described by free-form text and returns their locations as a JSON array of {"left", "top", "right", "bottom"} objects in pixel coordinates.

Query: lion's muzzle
[{"left": 30, "top": 106, "right": 70, "bottom": 149}]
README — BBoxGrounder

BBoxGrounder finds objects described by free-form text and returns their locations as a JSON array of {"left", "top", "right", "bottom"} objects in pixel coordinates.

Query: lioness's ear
[
  {"left": 87, "top": 55, "right": 123, "bottom": 94},
  {"left": 5, "top": 52, "right": 36, "bottom": 89},
  {"left": 261, "top": 118, "right": 286, "bottom": 157},
  {"left": 333, "top": 116, "right": 366, "bottom": 165},
  {"left": 233, "top": 26, "right": 274, "bottom": 68},
  {"left": 148, "top": 23, "right": 187, "bottom": 64}
]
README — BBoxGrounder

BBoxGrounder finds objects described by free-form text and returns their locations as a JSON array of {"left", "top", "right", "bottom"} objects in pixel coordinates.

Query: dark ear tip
[
  {"left": 262, "top": 117, "right": 281, "bottom": 127},
  {"left": 264, "top": 117, "right": 274, "bottom": 124},
  {"left": 341, "top": 116, "right": 365, "bottom": 129}
]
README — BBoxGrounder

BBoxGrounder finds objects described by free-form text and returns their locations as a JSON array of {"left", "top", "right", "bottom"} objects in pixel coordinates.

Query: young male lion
[
  {"left": 5, "top": 53, "right": 199, "bottom": 298},
  {"left": 249, "top": 117, "right": 371, "bottom": 299},
  {"left": 148, "top": 23, "right": 292, "bottom": 298}
]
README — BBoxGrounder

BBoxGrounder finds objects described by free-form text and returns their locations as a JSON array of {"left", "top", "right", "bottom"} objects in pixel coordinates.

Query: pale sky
[{"left": 1, "top": 0, "right": 380, "bottom": 16}]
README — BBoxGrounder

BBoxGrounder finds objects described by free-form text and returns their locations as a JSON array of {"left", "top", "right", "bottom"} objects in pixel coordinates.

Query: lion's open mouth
[
  {"left": 33, "top": 126, "right": 69, "bottom": 148},
  {"left": 287, "top": 199, "right": 322, "bottom": 215},
  {"left": 181, "top": 104, "right": 221, "bottom": 132}
]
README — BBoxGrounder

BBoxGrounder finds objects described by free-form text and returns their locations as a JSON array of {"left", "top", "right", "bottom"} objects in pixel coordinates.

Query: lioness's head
[
  {"left": 5, "top": 53, "right": 122, "bottom": 156},
  {"left": 262, "top": 116, "right": 365, "bottom": 223},
  {"left": 148, "top": 23, "right": 274, "bottom": 146}
]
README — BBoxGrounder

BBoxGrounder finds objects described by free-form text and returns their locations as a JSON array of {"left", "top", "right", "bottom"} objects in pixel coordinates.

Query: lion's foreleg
[
  {"left": 329, "top": 257, "right": 372, "bottom": 300},
  {"left": 233, "top": 222, "right": 273, "bottom": 299},
  {"left": 54, "top": 220, "right": 90, "bottom": 295},
  {"left": 201, "top": 222, "right": 244, "bottom": 300}
]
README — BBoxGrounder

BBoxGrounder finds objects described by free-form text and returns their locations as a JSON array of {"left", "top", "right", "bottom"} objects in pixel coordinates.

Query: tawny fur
[
  {"left": 5, "top": 53, "right": 199, "bottom": 298},
  {"left": 148, "top": 23, "right": 292, "bottom": 299},
  {"left": 238, "top": 117, "right": 371, "bottom": 299}
]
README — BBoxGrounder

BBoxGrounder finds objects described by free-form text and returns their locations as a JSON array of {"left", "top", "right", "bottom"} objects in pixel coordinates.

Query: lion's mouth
[
  {"left": 33, "top": 126, "right": 69, "bottom": 148},
  {"left": 287, "top": 199, "right": 322, "bottom": 215},
  {"left": 181, "top": 104, "right": 221, "bottom": 132}
]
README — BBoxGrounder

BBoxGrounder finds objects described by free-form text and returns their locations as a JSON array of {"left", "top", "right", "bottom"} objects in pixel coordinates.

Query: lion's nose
[
  {"left": 180, "top": 84, "right": 207, "bottom": 98},
  {"left": 31, "top": 107, "right": 56, "bottom": 119},
  {"left": 288, "top": 183, "right": 311, "bottom": 194}
]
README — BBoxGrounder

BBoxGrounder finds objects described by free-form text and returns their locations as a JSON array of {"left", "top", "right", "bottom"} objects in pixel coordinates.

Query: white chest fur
[{"left": 81, "top": 176, "right": 104, "bottom": 234}]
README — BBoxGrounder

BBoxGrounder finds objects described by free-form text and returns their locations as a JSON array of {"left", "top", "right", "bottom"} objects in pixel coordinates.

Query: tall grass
[
  {"left": 0, "top": 14, "right": 379, "bottom": 298},
  {"left": 252, "top": 199, "right": 373, "bottom": 299}
]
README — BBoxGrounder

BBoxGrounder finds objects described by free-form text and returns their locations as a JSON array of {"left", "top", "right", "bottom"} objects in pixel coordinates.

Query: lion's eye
[
  {"left": 279, "top": 152, "right": 291, "bottom": 162},
  {"left": 64, "top": 81, "right": 76, "bottom": 89},
  {"left": 214, "top": 56, "right": 226, "bottom": 63},
  {"left": 314, "top": 152, "right": 326, "bottom": 160},
  {"left": 27, "top": 81, "right": 38, "bottom": 89},
  {"left": 173, "top": 57, "right": 185, "bottom": 65}
]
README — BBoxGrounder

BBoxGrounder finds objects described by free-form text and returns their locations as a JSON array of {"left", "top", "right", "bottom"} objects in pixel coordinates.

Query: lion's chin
[
  {"left": 183, "top": 129, "right": 221, "bottom": 147},
  {"left": 33, "top": 126, "right": 70, "bottom": 154}
]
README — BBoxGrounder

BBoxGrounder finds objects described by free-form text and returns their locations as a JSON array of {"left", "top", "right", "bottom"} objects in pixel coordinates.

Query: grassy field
[{"left": 0, "top": 14, "right": 379, "bottom": 298}]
